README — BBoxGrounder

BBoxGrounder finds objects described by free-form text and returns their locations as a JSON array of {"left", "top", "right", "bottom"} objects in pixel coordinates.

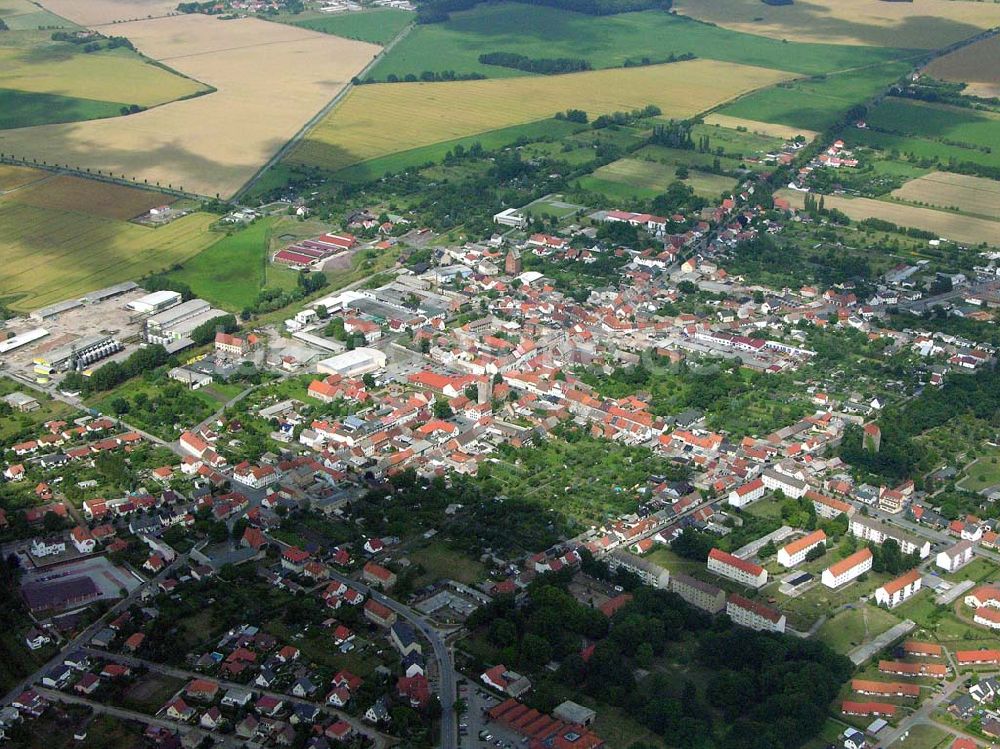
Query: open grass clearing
[
  {"left": 163, "top": 217, "right": 301, "bottom": 311},
  {"left": 0, "top": 194, "right": 217, "bottom": 311},
  {"left": 0, "top": 15, "right": 379, "bottom": 197},
  {"left": 289, "top": 58, "right": 795, "bottom": 173},
  {"left": 958, "top": 446, "right": 1000, "bottom": 493},
  {"left": 367, "top": 3, "right": 908, "bottom": 81},
  {"left": 924, "top": 34, "right": 1000, "bottom": 100},
  {"left": 121, "top": 673, "right": 185, "bottom": 714},
  {"left": 718, "top": 62, "right": 913, "bottom": 132},
  {"left": 673, "top": 0, "right": 1000, "bottom": 48},
  {"left": 409, "top": 541, "right": 485, "bottom": 586},
  {"left": 581, "top": 157, "right": 736, "bottom": 200},
  {"left": 815, "top": 605, "right": 904, "bottom": 655},
  {"left": 289, "top": 8, "right": 412, "bottom": 44},
  {"left": 890, "top": 172, "right": 1000, "bottom": 221},
  {"left": 886, "top": 723, "right": 950, "bottom": 749},
  {"left": 777, "top": 188, "right": 1000, "bottom": 247}
]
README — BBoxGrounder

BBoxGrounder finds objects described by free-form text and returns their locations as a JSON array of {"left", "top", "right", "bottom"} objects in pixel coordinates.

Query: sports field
[
  {"left": 891, "top": 172, "right": 1000, "bottom": 221},
  {"left": 0, "top": 15, "right": 379, "bottom": 197},
  {"left": 289, "top": 59, "right": 794, "bottom": 173},
  {"left": 777, "top": 189, "right": 1000, "bottom": 247},
  {"left": 37, "top": 0, "right": 179, "bottom": 25},
  {"left": 674, "top": 0, "right": 1000, "bottom": 48},
  {"left": 290, "top": 8, "right": 413, "bottom": 44},
  {"left": 0, "top": 193, "right": 217, "bottom": 310},
  {"left": 367, "top": 3, "right": 908, "bottom": 81},
  {"left": 925, "top": 35, "right": 1000, "bottom": 100},
  {"left": 717, "top": 61, "right": 912, "bottom": 132},
  {"left": 702, "top": 114, "right": 818, "bottom": 142}
]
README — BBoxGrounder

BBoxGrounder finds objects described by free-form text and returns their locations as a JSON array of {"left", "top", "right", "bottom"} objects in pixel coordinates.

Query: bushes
[
  {"left": 479, "top": 52, "right": 591, "bottom": 75},
  {"left": 87, "top": 345, "right": 170, "bottom": 393}
]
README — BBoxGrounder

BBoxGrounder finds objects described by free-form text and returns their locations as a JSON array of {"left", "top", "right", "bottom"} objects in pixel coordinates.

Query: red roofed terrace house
[{"left": 707, "top": 548, "right": 768, "bottom": 589}]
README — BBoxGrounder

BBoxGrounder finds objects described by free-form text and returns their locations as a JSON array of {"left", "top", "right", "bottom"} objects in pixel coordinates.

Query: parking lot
[{"left": 457, "top": 679, "right": 525, "bottom": 749}]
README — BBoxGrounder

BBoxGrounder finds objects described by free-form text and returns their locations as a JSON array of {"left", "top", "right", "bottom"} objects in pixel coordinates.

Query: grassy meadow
[
  {"left": 367, "top": 3, "right": 909, "bottom": 81},
  {"left": 717, "top": 62, "right": 913, "bottom": 132},
  {"left": 289, "top": 59, "right": 794, "bottom": 172},
  {"left": 579, "top": 157, "right": 735, "bottom": 200},
  {"left": 289, "top": 8, "right": 413, "bottom": 44}
]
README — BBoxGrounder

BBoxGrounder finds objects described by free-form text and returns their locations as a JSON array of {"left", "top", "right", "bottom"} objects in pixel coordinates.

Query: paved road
[
  {"left": 319, "top": 566, "right": 458, "bottom": 749},
  {"left": 1, "top": 549, "right": 192, "bottom": 707}
]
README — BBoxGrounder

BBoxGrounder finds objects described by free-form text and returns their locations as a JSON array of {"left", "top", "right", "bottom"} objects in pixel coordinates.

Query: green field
[
  {"left": 886, "top": 724, "right": 950, "bottom": 749},
  {"left": 581, "top": 156, "right": 736, "bottom": 201},
  {"left": 959, "top": 447, "right": 1000, "bottom": 492},
  {"left": 0, "top": 89, "right": 126, "bottom": 130},
  {"left": 867, "top": 99, "right": 1000, "bottom": 148},
  {"left": 815, "top": 605, "right": 903, "bottom": 654},
  {"left": 367, "top": 3, "right": 910, "bottom": 81},
  {"left": 718, "top": 62, "right": 912, "bottom": 132},
  {"left": 409, "top": 541, "right": 485, "bottom": 586},
  {"left": 849, "top": 128, "right": 1000, "bottom": 171},
  {"left": 330, "top": 117, "right": 585, "bottom": 183},
  {"left": 163, "top": 217, "right": 300, "bottom": 311},
  {"left": 290, "top": 8, "right": 413, "bottom": 44}
]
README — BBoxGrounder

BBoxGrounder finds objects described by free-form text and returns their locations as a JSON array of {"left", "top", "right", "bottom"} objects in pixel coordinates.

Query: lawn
[
  {"left": 777, "top": 569, "right": 894, "bottom": 630},
  {"left": 0, "top": 196, "right": 217, "bottom": 312},
  {"left": 290, "top": 58, "right": 793, "bottom": 173},
  {"left": 367, "top": 3, "right": 908, "bottom": 81},
  {"left": 289, "top": 8, "right": 413, "bottom": 44},
  {"left": 815, "top": 605, "right": 903, "bottom": 655},
  {"left": 164, "top": 217, "right": 301, "bottom": 311},
  {"left": 887, "top": 724, "right": 950, "bottom": 749},
  {"left": 959, "top": 447, "right": 1000, "bottom": 492},
  {"left": 409, "top": 541, "right": 485, "bottom": 586},
  {"left": 718, "top": 62, "right": 913, "bottom": 132}
]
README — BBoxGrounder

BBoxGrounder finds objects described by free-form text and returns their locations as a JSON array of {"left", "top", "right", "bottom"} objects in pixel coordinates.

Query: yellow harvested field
[
  {"left": 674, "top": 0, "right": 1000, "bottom": 48},
  {"left": 777, "top": 189, "right": 1000, "bottom": 247},
  {"left": 890, "top": 172, "right": 1000, "bottom": 221},
  {"left": 924, "top": 35, "right": 1000, "bottom": 99},
  {"left": 7, "top": 175, "right": 175, "bottom": 220},
  {"left": 0, "top": 164, "right": 48, "bottom": 192},
  {"left": 0, "top": 15, "right": 380, "bottom": 197},
  {"left": 0, "top": 42, "right": 207, "bottom": 108},
  {"left": 0, "top": 198, "right": 217, "bottom": 311},
  {"left": 702, "top": 114, "right": 818, "bottom": 142},
  {"left": 37, "top": 0, "right": 180, "bottom": 25},
  {"left": 290, "top": 59, "right": 794, "bottom": 172}
]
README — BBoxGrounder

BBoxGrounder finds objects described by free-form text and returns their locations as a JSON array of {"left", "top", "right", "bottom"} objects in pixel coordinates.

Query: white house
[
  {"left": 874, "top": 568, "right": 921, "bottom": 608},
  {"left": 728, "top": 478, "right": 765, "bottom": 508},
  {"left": 777, "top": 529, "right": 826, "bottom": 568},
  {"left": 30, "top": 537, "right": 66, "bottom": 558},
  {"left": 708, "top": 548, "right": 767, "bottom": 588},
  {"left": 762, "top": 468, "right": 807, "bottom": 499},
  {"left": 822, "top": 548, "right": 872, "bottom": 588},
  {"left": 937, "top": 539, "right": 974, "bottom": 573},
  {"left": 726, "top": 594, "right": 786, "bottom": 633}
]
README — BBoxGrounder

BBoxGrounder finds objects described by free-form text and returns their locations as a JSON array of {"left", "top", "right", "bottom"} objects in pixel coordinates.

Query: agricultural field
[
  {"left": 673, "top": 0, "right": 1000, "bottom": 48},
  {"left": 717, "top": 61, "right": 912, "bottom": 132},
  {"left": 0, "top": 90, "right": 126, "bottom": 130},
  {"left": 0, "top": 30, "right": 208, "bottom": 109},
  {"left": 580, "top": 157, "right": 736, "bottom": 200},
  {"left": 37, "top": 0, "right": 180, "bottom": 25},
  {"left": 924, "top": 34, "right": 1000, "bottom": 100},
  {"left": 0, "top": 181, "right": 217, "bottom": 310},
  {"left": 0, "top": 163, "right": 46, "bottom": 191},
  {"left": 366, "top": 3, "right": 908, "bottom": 82},
  {"left": 702, "top": 113, "right": 818, "bottom": 142},
  {"left": 848, "top": 128, "right": 1000, "bottom": 173},
  {"left": 0, "top": 15, "right": 379, "bottom": 197},
  {"left": 0, "top": 0, "right": 72, "bottom": 29},
  {"left": 891, "top": 172, "right": 1000, "bottom": 221},
  {"left": 289, "top": 8, "right": 413, "bottom": 44},
  {"left": 288, "top": 59, "right": 795, "bottom": 173},
  {"left": 777, "top": 188, "right": 1000, "bottom": 247},
  {"left": 9, "top": 175, "right": 174, "bottom": 220},
  {"left": 866, "top": 98, "right": 1000, "bottom": 150}
]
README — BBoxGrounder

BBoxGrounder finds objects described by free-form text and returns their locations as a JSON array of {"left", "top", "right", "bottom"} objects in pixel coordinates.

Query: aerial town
[{"left": 3, "top": 1, "right": 1000, "bottom": 749}]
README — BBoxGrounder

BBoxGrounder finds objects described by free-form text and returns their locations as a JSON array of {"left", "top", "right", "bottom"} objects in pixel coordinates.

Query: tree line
[{"left": 479, "top": 51, "right": 591, "bottom": 75}]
